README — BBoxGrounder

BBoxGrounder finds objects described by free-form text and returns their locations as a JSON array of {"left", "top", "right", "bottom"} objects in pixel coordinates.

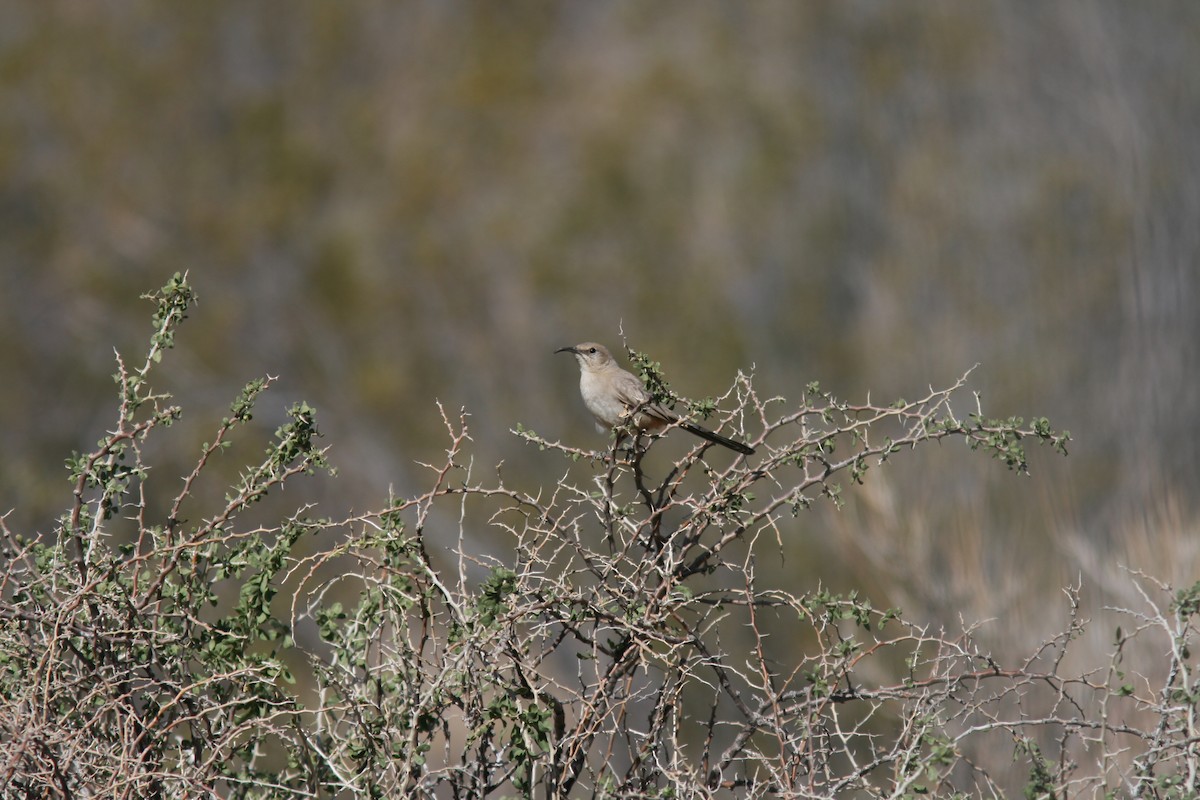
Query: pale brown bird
[{"left": 556, "top": 342, "right": 755, "bottom": 455}]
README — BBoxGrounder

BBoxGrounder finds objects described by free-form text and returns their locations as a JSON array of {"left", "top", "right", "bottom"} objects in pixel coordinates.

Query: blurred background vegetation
[{"left": 1, "top": 2, "right": 1197, "bottom": 654}]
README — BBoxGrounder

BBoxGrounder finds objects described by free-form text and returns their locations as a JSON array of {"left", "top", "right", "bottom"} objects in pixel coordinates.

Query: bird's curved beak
[{"left": 555, "top": 346, "right": 578, "bottom": 355}]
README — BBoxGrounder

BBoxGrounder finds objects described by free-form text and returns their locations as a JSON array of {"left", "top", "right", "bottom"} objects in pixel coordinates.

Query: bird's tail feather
[{"left": 681, "top": 422, "right": 755, "bottom": 455}]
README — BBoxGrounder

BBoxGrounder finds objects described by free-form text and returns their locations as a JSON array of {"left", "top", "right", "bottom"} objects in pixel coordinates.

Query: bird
[{"left": 556, "top": 342, "right": 755, "bottom": 455}]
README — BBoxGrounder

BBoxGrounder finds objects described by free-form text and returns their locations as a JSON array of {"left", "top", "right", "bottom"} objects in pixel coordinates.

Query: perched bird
[{"left": 556, "top": 342, "right": 755, "bottom": 455}]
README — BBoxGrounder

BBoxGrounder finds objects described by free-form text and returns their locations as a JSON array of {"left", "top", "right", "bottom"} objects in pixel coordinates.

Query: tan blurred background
[{"left": 1, "top": 2, "right": 1197, "bottom": 649}]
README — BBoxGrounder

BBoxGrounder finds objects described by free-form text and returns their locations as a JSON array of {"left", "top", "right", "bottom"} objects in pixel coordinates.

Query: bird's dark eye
[{"left": 588, "top": 347, "right": 597, "bottom": 354}]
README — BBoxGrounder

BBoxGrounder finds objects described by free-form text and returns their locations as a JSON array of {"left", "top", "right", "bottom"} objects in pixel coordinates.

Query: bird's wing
[
  {"left": 641, "top": 401, "right": 680, "bottom": 423},
  {"left": 611, "top": 370, "right": 678, "bottom": 423},
  {"left": 611, "top": 370, "right": 651, "bottom": 409}
]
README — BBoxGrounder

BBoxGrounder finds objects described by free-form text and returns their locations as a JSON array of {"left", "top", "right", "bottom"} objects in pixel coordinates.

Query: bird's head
[{"left": 555, "top": 342, "right": 615, "bottom": 371}]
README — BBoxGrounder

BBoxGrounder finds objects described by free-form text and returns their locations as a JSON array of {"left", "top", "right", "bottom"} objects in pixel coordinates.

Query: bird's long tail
[{"left": 681, "top": 421, "right": 755, "bottom": 455}]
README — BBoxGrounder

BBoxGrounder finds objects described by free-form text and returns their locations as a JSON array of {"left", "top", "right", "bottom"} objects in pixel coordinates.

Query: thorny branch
[{"left": 4, "top": 274, "right": 1195, "bottom": 799}]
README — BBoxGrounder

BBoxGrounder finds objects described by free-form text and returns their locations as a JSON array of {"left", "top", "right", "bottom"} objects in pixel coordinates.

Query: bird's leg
[
  {"left": 616, "top": 422, "right": 646, "bottom": 463},
  {"left": 608, "top": 429, "right": 632, "bottom": 464}
]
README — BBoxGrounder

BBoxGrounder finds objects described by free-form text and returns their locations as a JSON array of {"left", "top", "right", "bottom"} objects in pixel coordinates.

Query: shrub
[{"left": 2, "top": 275, "right": 1194, "bottom": 798}]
